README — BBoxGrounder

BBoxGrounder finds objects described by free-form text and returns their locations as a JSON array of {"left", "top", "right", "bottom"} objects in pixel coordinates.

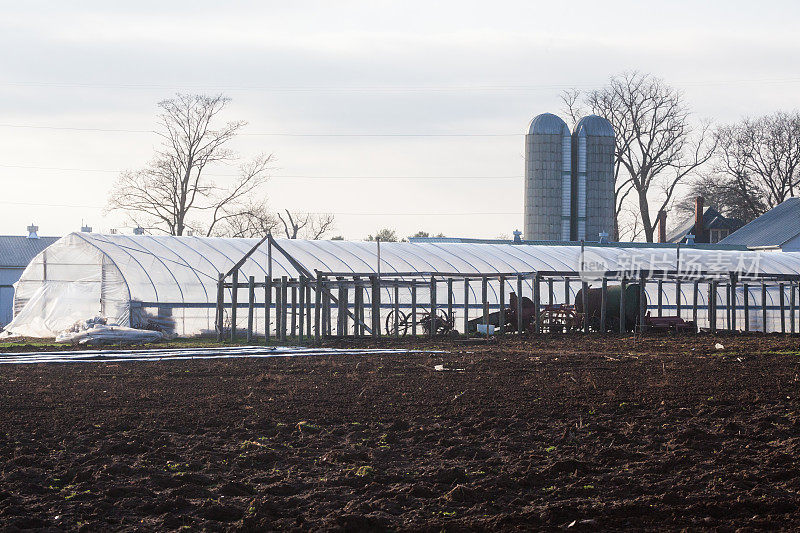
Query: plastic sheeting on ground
[
  {"left": 0, "top": 346, "right": 440, "bottom": 365},
  {"left": 55, "top": 325, "right": 164, "bottom": 345}
]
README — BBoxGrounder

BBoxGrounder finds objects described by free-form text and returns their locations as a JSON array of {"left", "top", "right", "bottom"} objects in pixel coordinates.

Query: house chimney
[
  {"left": 657, "top": 210, "right": 667, "bottom": 243},
  {"left": 694, "top": 196, "right": 705, "bottom": 243}
]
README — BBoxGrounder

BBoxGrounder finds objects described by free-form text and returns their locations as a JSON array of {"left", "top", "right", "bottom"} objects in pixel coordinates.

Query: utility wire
[
  {"left": 3, "top": 77, "right": 800, "bottom": 91},
  {"left": 0, "top": 124, "right": 152, "bottom": 133},
  {"left": 0, "top": 199, "right": 517, "bottom": 215},
  {"left": 0, "top": 123, "right": 520, "bottom": 137},
  {"left": 0, "top": 164, "right": 520, "bottom": 179}
]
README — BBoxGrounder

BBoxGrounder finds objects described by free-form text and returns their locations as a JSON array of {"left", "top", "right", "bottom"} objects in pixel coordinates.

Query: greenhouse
[{"left": 6, "top": 232, "right": 800, "bottom": 338}]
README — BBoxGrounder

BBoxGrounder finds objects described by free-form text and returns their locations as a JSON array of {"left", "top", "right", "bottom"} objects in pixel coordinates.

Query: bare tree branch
[
  {"left": 308, "top": 213, "right": 335, "bottom": 239},
  {"left": 560, "top": 89, "right": 585, "bottom": 129},
  {"left": 277, "top": 210, "right": 307, "bottom": 239},
  {"left": 211, "top": 199, "right": 280, "bottom": 238},
  {"left": 273, "top": 210, "right": 335, "bottom": 239}
]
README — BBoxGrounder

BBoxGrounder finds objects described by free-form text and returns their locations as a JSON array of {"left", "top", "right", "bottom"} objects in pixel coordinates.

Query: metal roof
[
  {"left": 527, "top": 113, "right": 570, "bottom": 136},
  {"left": 0, "top": 236, "right": 59, "bottom": 268},
  {"left": 720, "top": 197, "right": 800, "bottom": 247},
  {"left": 410, "top": 236, "right": 747, "bottom": 250},
  {"left": 574, "top": 115, "right": 614, "bottom": 137}
]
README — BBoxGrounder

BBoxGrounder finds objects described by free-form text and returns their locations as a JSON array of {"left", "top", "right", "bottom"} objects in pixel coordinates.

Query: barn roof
[
  {"left": 721, "top": 198, "right": 800, "bottom": 248},
  {"left": 0, "top": 236, "right": 59, "bottom": 268}
]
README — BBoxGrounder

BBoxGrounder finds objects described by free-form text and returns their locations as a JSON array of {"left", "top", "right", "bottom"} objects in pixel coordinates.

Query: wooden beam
[{"left": 247, "top": 275, "right": 255, "bottom": 343}]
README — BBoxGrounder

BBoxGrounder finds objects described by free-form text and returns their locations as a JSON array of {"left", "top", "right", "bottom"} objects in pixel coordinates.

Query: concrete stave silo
[
  {"left": 572, "top": 115, "right": 615, "bottom": 242},
  {"left": 524, "top": 113, "right": 572, "bottom": 241}
]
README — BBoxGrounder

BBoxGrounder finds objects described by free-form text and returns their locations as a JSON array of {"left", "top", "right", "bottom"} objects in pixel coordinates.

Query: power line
[
  {"left": 0, "top": 164, "right": 521, "bottom": 179},
  {"left": 243, "top": 133, "right": 519, "bottom": 137},
  {"left": 5, "top": 75, "right": 800, "bottom": 136},
  {"left": 0, "top": 124, "right": 151, "bottom": 133},
  {"left": 0, "top": 199, "right": 517, "bottom": 215},
  {"left": 3, "top": 77, "right": 800, "bottom": 91},
  {"left": 0, "top": 81, "right": 579, "bottom": 91},
  {"left": 0, "top": 123, "right": 520, "bottom": 137},
  {"left": 0, "top": 81, "right": 599, "bottom": 92},
  {"left": 0, "top": 200, "right": 102, "bottom": 209},
  {"left": 0, "top": 164, "right": 121, "bottom": 173}
]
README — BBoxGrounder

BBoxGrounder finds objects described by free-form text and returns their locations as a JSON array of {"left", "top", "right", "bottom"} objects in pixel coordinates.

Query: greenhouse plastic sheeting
[{"left": 6, "top": 232, "right": 800, "bottom": 337}]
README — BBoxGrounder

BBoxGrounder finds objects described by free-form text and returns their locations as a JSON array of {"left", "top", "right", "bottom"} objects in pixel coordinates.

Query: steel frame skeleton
[{"left": 200, "top": 236, "right": 800, "bottom": 340}]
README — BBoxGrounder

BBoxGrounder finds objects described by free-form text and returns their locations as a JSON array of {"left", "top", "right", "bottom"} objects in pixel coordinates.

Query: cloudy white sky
[{"left": 1, "top": 0, "right": 799, "bottom": 239}]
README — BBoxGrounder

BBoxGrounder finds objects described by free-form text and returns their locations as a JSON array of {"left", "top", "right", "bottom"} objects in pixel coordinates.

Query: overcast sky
[{"left": 1, "top": 0, "right": 799, "bottom": 239}]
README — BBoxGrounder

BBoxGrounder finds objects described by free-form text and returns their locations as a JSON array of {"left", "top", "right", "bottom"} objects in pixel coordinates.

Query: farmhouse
[{"left": 666, "top": 197, "right": 744, "bottom": 245}]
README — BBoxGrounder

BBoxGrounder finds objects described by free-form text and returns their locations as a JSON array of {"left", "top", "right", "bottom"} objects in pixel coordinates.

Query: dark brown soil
[{"left": 1, "top": 334, "right": 800, "bottom": 531}]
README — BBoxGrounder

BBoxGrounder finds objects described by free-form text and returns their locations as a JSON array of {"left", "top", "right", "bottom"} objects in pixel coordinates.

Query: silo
[
  {"left": 572, "top": 115, "right": 615, "bottom": 241},
  {"left": 524, "top": 113, "right": 572, "bottom": 241}
]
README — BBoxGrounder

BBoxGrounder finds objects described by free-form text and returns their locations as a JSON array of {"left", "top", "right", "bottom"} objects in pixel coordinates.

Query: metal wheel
[
  {"left": 436, "top": 309, "right": 454, "bottom": 334},
  {"left": 421, "top": 309, "right": 454, "bottom": 335},
  {"left": 385, "top": 309, "right": 409, "bottom": 336},
  {"left": 538, "top": 306, "right": 580, "bottom": 333}
]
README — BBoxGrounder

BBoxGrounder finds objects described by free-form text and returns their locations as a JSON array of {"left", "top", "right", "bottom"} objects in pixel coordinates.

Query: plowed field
[{"left": 2, "top": 335, "right": 800, "bottom": 531}]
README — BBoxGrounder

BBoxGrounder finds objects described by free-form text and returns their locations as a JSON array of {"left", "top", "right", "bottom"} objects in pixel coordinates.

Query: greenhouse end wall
[{"left": 10, "top": 234, "right": 130, "bottom": 337}]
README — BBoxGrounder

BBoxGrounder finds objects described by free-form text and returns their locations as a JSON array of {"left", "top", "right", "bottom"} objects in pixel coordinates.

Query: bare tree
[
  {"left": 276, "top": 210, "right": 335, "bottom": 239},
  {"left": 212, "top": 200, "right": 279, "bottom": 238},
  {"left": 561, "top": 88, "right": 584, "bottom": 127},
  {"left": 408, "top": 230, "right": 446, "bottom": 239},
  {"left": 563, "top": 72, "right": 716, "bottom": 242},
  {"left": 307, "top": 213, "right": 336, "bottom": 239},
  {"left": 676, "top": 112, "right": 800, "bottom": 224},
  {"left": 674, "top": 172, "right": 764, "bottom": 224},
  {"left": 108, "top": 93, "right": 271, "bottom": 236},
  {"left": 617, "top": 204, "right": 646, "bottom": 241},
  {"left": 366, "top": 229, "right": 398, "bottom": 242},
  {"left": 277, "top": 210, "right": 306, "bottom": 239},
  {"left": 713, "top": 111, "right": 800, "bottom": 212}
]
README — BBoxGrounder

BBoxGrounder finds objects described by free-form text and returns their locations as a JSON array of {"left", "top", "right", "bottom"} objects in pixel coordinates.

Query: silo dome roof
[
  {"left": 574, "top": 115, "right": 615, "bottom": 137},
  {"left": 527, "top": 113, "right": 570, "bottom": 135}
]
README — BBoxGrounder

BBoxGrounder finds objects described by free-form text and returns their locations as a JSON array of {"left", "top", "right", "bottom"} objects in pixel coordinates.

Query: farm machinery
[
  {"left": 467, "top": 283, "right": 691, "bottom": 334},
  {"left": 384, "top": 308, "right": 455, "bottom": 336},
  {"left": 575, "top": 284, "right": 694, "bottom": 332}
]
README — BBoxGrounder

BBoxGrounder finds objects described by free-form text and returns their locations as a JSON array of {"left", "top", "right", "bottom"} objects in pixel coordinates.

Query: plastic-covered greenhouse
[{"left": 7, "top": 232, "right": 800, "bottom": 337}]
